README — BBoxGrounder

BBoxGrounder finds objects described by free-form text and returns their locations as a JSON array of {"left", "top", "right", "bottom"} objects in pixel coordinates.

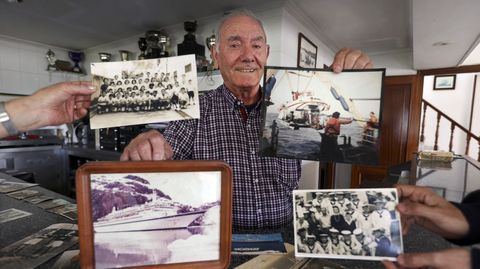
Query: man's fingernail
[
  {"left": 397, "top": 203, "right": 406, "bottom": 212},
  {"left": 333, "top": 65, "right": 341, "bottom": 73},
  {"left": 88, "top": 86, "right": 96, "bottom": 91}
]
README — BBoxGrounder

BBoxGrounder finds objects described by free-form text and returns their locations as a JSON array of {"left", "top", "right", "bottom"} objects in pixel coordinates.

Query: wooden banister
[{"left": 422, "top": 99, "right": 480, "bottom": 161}]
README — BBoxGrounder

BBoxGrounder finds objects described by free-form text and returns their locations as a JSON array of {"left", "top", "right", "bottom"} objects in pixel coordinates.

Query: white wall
[
  {"left": 0, "top": 35, "right": 84, "bottom": 96},
  {"left": 421, "top": 73, "right": 479, "bottom": 159},
  {"left": 369, "top": 49, "right": 417, "bottom": 76},
  {"left": 280, "top": 8, "right": 335, "bottom": 68}
]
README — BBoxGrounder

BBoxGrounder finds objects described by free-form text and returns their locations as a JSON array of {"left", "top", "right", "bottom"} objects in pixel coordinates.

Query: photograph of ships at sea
[
  {"left": 90, "top": 171, "right": 222, "bottom": 268},
  {"left": 260, "top": 67, "right": 385, "bottom": 165}
]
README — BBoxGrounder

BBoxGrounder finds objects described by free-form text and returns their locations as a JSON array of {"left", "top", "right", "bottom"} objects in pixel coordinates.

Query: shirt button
[
  {"left": 257, "top": 209, "right": 262, "bottom": 214},
  {"left": 251, "top": 150, "right": 256, "bottom": 154},
  {"left": 253, "top": 179, "right": 258, "bottom": 183}
]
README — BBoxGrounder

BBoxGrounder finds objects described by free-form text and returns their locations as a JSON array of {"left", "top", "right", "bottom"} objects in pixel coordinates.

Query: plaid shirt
[{"left": 163, "top": 85, "right": 301, "bottom": 229}]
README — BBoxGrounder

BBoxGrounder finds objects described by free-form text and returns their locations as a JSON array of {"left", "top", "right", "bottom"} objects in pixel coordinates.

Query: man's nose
[{"left": 240, "top": 45, "right": 255, "bottom": 62}]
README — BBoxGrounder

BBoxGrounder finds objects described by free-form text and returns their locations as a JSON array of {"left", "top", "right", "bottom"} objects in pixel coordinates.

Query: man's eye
[{"left": 229, "top": 43, "right": 240, "bottom": 48}]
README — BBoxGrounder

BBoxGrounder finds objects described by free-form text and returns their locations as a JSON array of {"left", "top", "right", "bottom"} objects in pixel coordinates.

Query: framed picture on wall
[
  {"left": 433, "top": 75, "right": 456, "bottom": 90},
  {"left": 297, "top": 33, "right": 318, "bottom": 68},
  {"left": 76, "top": 160, "right": 232, "bottom": 269}
]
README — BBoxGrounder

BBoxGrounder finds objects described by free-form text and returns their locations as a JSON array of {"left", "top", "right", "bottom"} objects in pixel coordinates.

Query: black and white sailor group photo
[{"left": 293, "top": 189, "right": 402, "bottom": 260}]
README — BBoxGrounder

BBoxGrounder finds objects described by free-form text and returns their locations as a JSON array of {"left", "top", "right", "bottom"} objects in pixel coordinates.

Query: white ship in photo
[{"left": 94, "top": 197, "right": 206, "bottom": 233}]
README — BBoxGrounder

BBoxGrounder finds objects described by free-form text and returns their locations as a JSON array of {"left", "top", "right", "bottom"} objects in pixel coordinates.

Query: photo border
[{"left": 76, "top": 160, "right": 232, "bottom": 269}]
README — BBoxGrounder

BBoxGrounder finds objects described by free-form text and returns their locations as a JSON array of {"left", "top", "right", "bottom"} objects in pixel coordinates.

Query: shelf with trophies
[
  {"left": 46, "top": 49, "right": 86, "bottom": 76},
  {"left": 177, "top": 21, "right": 210, "bottom": 72}
]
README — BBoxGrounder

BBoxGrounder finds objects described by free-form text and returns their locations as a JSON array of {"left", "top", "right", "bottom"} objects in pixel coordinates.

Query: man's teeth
[{"left": 239, "top": 69, "right": 255, "bottom": 73}]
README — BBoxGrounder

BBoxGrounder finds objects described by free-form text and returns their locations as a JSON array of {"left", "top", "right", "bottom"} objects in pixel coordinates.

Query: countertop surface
[{"left": 0, "top": 167, "right": 458, "bottom": 269}]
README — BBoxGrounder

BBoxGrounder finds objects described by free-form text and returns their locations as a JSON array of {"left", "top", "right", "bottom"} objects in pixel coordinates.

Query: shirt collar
[{"left": 221, "top": 84, "right": 263, "bottom": 111}]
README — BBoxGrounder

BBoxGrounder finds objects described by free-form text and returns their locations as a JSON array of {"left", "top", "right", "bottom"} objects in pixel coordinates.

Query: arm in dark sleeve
[
  {"left": 448, "top": 202, "right": 480, "bottom": 246},
  {"left": 471, "top": 247, "right": 480, "bottom": 269},
  {"left": 163, "top": 119, "right": 198, "bottom": 160}
]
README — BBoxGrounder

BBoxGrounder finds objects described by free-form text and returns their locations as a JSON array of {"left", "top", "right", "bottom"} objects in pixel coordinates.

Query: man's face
[
  {"left": 321, "top": 208, "right": 327, "bottom": 215},
  {"left": 213, "top": 15, "right": 269, "bottom": 94},
  {"left": 356, "top": 234, "right": 364, "bottom": 242}
]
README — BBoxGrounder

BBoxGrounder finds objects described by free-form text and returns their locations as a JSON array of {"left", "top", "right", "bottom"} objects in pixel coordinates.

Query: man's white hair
[{"left": 214, "top": 9, "right": 267, "bottom": 52}]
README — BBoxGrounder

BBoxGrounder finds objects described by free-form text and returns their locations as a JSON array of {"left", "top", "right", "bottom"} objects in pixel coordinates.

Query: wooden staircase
[{"left": 420, "top": 99, "right": 480, "bottom": 161}]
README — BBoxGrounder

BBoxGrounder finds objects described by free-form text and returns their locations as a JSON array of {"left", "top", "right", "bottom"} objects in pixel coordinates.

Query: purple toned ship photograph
[
  {"left": 260, "top": 67, "right": 385, "bottom": 165},
  {"left": 90, "top": 171, "right": 222, "bottom": 268},
  {"left": 293, "top": 188, "right": 403, "bottom": 261}
]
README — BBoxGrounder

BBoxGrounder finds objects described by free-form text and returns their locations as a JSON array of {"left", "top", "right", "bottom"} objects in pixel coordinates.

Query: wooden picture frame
[
  {"left": 433, "top": 75, "right": 456, "bottom": 90},
  {"left": 297, "top": 33, "right": 318, "bottom": 68},
  {"left": 76, "top": 161, "right": 232, "bottom": 269}
]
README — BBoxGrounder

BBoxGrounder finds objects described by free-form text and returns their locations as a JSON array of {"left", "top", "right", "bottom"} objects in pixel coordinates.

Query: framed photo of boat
[
  {"left": 259, "top": 66, "right": 385, "bottom": 165},
  {"left": 76, "top": 160, "right": 233, "bottom": 269}
]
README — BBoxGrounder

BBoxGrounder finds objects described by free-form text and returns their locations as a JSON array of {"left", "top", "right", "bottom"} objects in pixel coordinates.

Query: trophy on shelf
[
  {"left": 206, "top": 31, "right": 216, "bottom": 51},
  {"left": 68, "top": 51, "right": 84, "bottom": 73},
  {"left": 145, "top": 30, "right": 162, "bottom": 59},
  {"left": 159, "top": 34, "right": 169, "bottom": 58},
  {"left": 178, "top": 21, "right": 206, "bottom": 71},
  {"left": 138, "top": 37, "right": 147, "bottom": 60},
  {"left": 46, "top": 49, "right": 57, "bottom": 71},
  {"left": 119, "top": 50, "right": 130, "bottom": 61},
  {"left": 205, "top": 31, "right": 217, "bottom": 70},
  {"left": 98, "top": 52, "right": 112, "bottom": 62}
]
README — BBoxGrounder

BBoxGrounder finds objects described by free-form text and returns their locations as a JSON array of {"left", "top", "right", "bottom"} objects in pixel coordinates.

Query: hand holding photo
[{"left": 293, "top": 188, "right": 403, "bottom": 261}]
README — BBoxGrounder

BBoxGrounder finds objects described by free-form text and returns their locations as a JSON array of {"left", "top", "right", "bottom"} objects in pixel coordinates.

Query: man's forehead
[{"left": 220, "top": 15, "right": 266, "bottom": 39}]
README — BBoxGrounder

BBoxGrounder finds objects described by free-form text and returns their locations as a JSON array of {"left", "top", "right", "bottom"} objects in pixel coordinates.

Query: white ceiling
[{"left": 1, "top": 0, "right": 479, "bottom": 70}]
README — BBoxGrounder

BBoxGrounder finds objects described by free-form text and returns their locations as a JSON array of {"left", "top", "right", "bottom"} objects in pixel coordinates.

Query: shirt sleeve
[
  {"left": 163, "top": 119, "right": 198, "bottom": 160},
  {"left": 471, "top": 247, "right": 480, "bottom": 269},
  {"left": 448, "top": 202, "right": 480, "bottom": 246}
]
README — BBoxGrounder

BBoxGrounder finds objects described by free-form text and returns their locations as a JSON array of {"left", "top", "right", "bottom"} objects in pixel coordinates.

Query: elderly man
[{"left": 120, "top": 9, "right": 372, "bottom": 229}]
